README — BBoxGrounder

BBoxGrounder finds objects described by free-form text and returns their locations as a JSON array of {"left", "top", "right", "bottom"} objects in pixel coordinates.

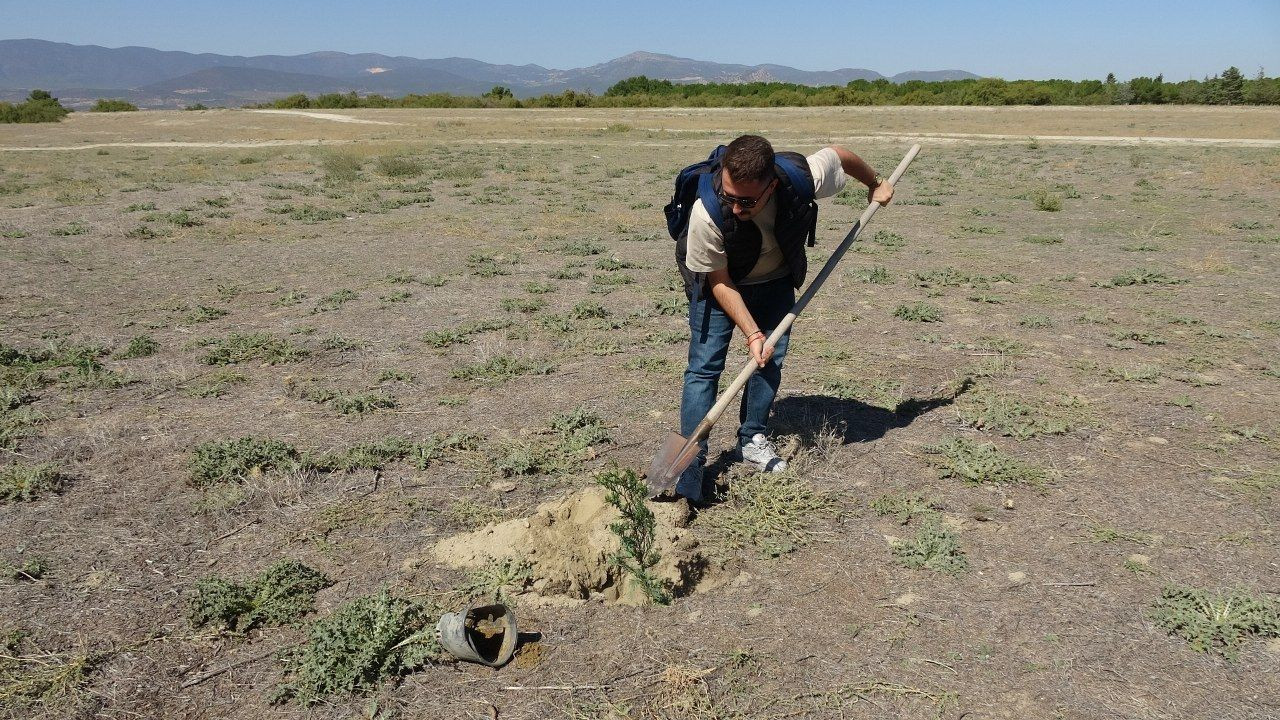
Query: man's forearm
[
  {"left": 706, "top": 269, "right": 758, "bottom": 337},
  {"left": 830, "top": 145, "right": 879, "bottom": 187}
]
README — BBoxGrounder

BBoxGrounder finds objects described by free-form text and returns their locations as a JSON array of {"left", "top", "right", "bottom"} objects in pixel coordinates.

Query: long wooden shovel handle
[{"left": 688, "top": 144, "right": 922, "bottom": 442}]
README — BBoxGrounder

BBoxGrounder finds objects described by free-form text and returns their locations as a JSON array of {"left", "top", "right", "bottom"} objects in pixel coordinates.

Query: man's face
[{"left": 720, "top": 170, "right": 777, "bottom": 221}]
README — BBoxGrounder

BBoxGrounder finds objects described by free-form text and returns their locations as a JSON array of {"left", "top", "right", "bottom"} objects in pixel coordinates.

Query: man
[{"left": 674, "top": 134, "right": 893, "bottom": 503}]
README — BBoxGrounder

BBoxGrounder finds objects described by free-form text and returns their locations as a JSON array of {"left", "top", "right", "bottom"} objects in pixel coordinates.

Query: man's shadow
[{"left": 703, "top": 378, "right": 974, "bottom": 480}]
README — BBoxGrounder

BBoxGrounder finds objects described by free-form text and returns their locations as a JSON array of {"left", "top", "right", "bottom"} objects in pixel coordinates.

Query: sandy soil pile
[{"left": 431, "top": 486, "right": 711, "bottom": 605}]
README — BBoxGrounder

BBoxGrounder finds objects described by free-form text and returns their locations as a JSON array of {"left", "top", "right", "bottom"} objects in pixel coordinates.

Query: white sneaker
[{"left": 739, "top": 433, "right": 788, "bottom": 473}]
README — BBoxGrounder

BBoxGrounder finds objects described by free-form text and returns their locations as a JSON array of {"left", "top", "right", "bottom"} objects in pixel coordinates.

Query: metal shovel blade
[{"left": 646, "top": 431, "right": 702, "bottom": 498}]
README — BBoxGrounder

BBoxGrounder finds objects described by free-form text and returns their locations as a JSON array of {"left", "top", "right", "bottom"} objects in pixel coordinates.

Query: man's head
[{"left": 720, "top": 135, "right": 777, "bottom": 220}]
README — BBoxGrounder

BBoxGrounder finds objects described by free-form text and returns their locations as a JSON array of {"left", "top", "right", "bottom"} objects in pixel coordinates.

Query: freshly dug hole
[{"left": 429, "top": 486, "right": 714, "bottom": 606}]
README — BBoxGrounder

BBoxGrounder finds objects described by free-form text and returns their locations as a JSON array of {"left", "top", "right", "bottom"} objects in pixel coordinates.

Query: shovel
[{"left": 647, "top": 144, "right": 922, "bottom": 498}]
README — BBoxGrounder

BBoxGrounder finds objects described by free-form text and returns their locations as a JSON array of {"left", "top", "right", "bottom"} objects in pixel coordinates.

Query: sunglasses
[{"left": 717, "top": 179, "right": 775, "bottom": 210}]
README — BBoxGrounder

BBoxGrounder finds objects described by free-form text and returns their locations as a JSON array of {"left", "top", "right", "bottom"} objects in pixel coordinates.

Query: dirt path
[
  {"left": 3, "top": 132, "right": 1278, "bottom": 152},
  {"left": 249, "top": 109, "right": 403, "bottom": 125},
  {"left": 0, "top": 139, "right": 331, "bottom": 152}
]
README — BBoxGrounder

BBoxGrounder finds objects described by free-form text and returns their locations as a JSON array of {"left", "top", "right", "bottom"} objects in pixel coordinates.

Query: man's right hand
[{"left": 748, "top": 335, "right": 773, "bottom": 368}]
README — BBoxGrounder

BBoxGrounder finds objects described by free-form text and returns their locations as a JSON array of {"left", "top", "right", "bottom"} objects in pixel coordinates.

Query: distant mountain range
[{"left": 0, "top": 39, "right": 980, "bottom": 108}]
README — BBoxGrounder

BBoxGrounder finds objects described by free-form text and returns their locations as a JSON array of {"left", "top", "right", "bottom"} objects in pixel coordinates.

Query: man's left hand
[{"left": 868, "top": 180, "right": 894, "bottom": 206}]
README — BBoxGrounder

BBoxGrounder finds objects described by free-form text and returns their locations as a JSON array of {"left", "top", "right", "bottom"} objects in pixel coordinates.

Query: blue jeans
[{"left": 676, "top": 276, "right": 794, "bottom": 501}]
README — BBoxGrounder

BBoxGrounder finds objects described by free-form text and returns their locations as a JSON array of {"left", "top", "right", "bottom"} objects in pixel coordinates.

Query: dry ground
[{"left": 1, "top": 106, "right": 1278, "bottom": 719}]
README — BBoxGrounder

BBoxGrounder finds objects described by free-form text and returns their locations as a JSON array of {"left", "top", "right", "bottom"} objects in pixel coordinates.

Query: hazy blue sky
[{"left": 3, "top": 0, "right": 1277, "bottom": 80}]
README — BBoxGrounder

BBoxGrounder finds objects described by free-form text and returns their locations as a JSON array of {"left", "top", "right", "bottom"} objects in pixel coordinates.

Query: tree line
[
  {"left": 257, "top": 67, "right": 1276, "bottom": 109},
  {"left": 5, "top": 67, "right": 1276, "bottom": 123}
]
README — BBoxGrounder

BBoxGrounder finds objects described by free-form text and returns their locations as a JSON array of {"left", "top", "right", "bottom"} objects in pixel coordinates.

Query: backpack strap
[
  {"left": 774, "top": 154, "right": 815, "bottom": 203},
  {"left": 697, "top": 171, "right": 730, "bottom": 235}
]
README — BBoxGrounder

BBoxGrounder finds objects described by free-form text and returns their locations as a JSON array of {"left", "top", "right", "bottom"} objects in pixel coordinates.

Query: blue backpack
[
  {"left": 663, "top": 145, "right": 815, "bottom": 241},
  {"left": 665, "top": 146, "right": 818, "bottom": 298}
]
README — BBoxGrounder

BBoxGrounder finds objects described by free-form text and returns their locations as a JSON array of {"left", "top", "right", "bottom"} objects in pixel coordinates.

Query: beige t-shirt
[{"left": 685, "top": 147, "right": 847, "bottom": 284}]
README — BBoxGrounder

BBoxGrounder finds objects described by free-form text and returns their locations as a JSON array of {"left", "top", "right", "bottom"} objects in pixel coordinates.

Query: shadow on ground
[{"left": 702, "top": 378, "right": 975, "bottom": 488}]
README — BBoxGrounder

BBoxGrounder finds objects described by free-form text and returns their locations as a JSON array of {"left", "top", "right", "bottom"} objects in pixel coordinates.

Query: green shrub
[
  {"left": 189, "top": 437, "right": 305, "bottom": 487},
  {"left": 315, "top": 390, "right": 395, "bottom": 416},
  {"left": 872, "top": 230, "right": 905, "bottom": 248},
  {"left": 450, "top": 356, "right": 554, "bottom": 385},
  {"left": 892, "top": 516, "right": 968, "bottom": 574},
  {"left": 115, "top": 335, "right": 158, "bottom": 359},
  {"left": 183, "top": 305, "right": 227, "bottom": 325},
  {"left": 51, "top": 221, "right": 88, "bottom": 236},
  {"left": 314, "top": 437, "right": 414, "bottom": 472},
  {"left": 569, "top": 300, "right": 610, "bottom": 320},
  {"left": 456, "top": 556, "right": 531, "bottom": 603},
  {"left": 56, "top": 354, "right": 126, "bottom": 390},
  {"left": 870, "top": 492, "right": 939, "bottom": 525},
  {"left": 924, "top": 437, "right": 1049, "bottom": 486},
  {"left": 89, "top": 99, "right": 138, "bottom": 112},
  {"left": 894, "top": 302, "right": 943, "bottom": 323},
  {"left": 290, "top": 205, "right": 345, "bottom": 223},
  {"left": 1103, "top": 268, "right": 1187, "bottom": 287},
  {"left": 500, "top": 297, "right": 545, "bottom": 314},
  {"left": 188, "top": 560, "right": 331, "bottom": 632},
  {"left": 201, "top": 333, "right": 308, "bottom": 365},
  {"left": 1, "top": 464, "right": 68, "bottom": 503},
  {"left": 853, "top": 265, "right": 892, "bottom": 284},
  {"left": 375, "top": 155, "right": 424, "bottom": 178},
  {"left": 320, "top": 152, "right": 362, "bottom": 183},
  {"left": 1031, "top": 189, "right": 1062, "bottom": 211},
  {"left": 0, "top": 90, "right": 71, "bottom": 123},
  {"left": 6, "top": 556, "right": 49, "bottom": 581},
  {"left": 558, "top": 239, "right": 606, "bottom": 256},
  {"left": 1149, "top": 585, "right": 1280, "bottom": 660},
  {"left": 550, "top": 406, "right": 611, "bottom": 452},
  {"left": 275, "top": 589, "right": 443, "bottom": 704}
]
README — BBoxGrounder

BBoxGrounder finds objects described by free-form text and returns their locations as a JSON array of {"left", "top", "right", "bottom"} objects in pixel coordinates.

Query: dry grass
[{"left": 1, "top": 105, "right": 1277, "bottom": 720}]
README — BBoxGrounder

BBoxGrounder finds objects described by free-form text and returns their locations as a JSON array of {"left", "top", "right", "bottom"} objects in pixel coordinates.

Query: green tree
[
  {"left": 273, "top": 93, "right": 311, "bottom": 109},
  {"left": 0, "top": 89, "right": 71, "bottom": 123},
  {"left": 1220, "top": 66, "right": 1245, "bottom": 104},
  {"left": 90, "top": 98, "right": 138, "bottom": 112},
  {"left": 1128, "top": 75, "right": 1166, "bottom": 104},
  {"left": 483, "top": 85, "right": 514, "bottom": 100}
]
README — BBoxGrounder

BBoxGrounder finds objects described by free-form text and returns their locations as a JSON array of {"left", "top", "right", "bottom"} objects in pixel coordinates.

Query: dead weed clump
[
  {"left": 705, "top": 470, "right": 830, "bottom": 557},
  {"left": 955, "top": 386, "right": 1083, "bottom": 439},
  {"left": 188, "top": 560, "right": 332, "bottom": 632},
  {"left": 653, "top": 664, "right": 716, "bottom": 717},
  {"left": 0, "top": 638, "right": 100, "bottom": 711},
  {"left": 274, "top": 589, "right": 443, "bottom": 704}
]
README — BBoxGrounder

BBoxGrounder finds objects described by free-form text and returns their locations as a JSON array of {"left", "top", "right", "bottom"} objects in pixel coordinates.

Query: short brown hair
[{"left": 722, "top": 135, "right": 774, "bottom": 184}]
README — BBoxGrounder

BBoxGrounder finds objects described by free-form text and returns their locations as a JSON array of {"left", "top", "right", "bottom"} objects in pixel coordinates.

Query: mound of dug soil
[{"left": 430, "top": 486, "right": 712, "bottom": 606}]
